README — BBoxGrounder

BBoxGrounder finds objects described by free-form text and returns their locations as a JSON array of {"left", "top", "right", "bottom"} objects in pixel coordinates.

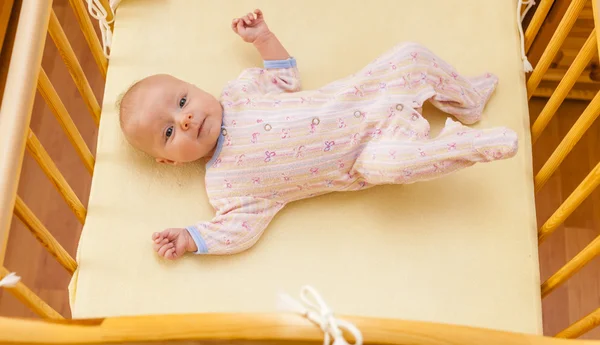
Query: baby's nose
[{"left": 180, "top": 114, "right": 193, "bottom": 130}]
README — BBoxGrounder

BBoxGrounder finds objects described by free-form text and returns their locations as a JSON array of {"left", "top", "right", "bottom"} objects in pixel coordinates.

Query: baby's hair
[{"left": 115, "top": 79, "right": 144, "bottom": 131}]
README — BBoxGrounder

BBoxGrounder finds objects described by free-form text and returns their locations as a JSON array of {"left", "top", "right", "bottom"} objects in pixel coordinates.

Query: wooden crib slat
[
  {"left": 98, "top": 0, "right": 114, "bottom": 30},
  {"left": 26, "top": 129, "right": 87, "bottom": 224},
  {"left": 38, "top": 68, "right": 95, "bottom": 174},
  {"left": 593, "top": 0, "right": 600, "bottom": 60},
  {"left": 541, "top": 235, "right": 600, "bottom": 297},
  {"left": 67, "top": 0, "right": 107, "bottom": 78},
  {"left": 532, "top": 87, "right": 597, "bottom": 101},
  {"left": 13, "top": 196, "right": 77, "bottom": 274},
  {"left": 534, "top": 91, "right": 600, "bottom": 192},
  {"left": 531, "top": 30, "right": 597, "bottom": 144},
  {"left": 525, "top": 0, "right": 556, "bottom": 53},
  {"left": 0, "top": 0, "right": 52, "bottom": 266},
  {"left": 0, "top": 267, "right": 63, "bottom": 320},
  {"left": 526, "top": 0, "right": 587, "bottom": 99},
  {"left": 538, "top": 162, "right": 600, "bottom": 243},
  {"left": 48, "top": 9, "right": 101, "bottom": 126},
  {"left": 556, "top": 306, "right": 600, "bottom": 339}
]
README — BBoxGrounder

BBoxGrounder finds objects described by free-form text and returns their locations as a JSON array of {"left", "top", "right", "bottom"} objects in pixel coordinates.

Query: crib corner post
[{"left": 0, "top": 0, "right": 52, "bottom": 266}]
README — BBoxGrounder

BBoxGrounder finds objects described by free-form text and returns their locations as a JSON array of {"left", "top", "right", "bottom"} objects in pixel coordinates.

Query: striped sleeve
[
  {"left": 220, "top": 58, "right": 301, "bottom": 100},
  {"left": 185, "top": 197, "right": 284, "bottom": 255}
]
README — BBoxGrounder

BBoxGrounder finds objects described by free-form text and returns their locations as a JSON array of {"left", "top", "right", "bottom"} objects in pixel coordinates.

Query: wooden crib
[{"left": 0, "top": 0, "right": 599, "bottom": 343}]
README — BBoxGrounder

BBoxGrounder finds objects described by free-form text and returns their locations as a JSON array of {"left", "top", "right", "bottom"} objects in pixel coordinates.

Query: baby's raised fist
[{"left": 231, "top": 9, "right": 270, "bottom": 43}]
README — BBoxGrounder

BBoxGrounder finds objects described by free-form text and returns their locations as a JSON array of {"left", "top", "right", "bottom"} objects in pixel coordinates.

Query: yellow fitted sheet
[{"left": 69, "top": 0, "right": 542, "bottom": 335}]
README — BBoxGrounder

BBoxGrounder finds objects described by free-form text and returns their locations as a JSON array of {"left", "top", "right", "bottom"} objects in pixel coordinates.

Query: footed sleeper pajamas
[{"left": 185, "top": 42, "right": 518, "bottom": 255}]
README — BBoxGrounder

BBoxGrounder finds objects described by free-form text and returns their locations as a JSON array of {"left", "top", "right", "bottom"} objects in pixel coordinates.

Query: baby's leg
[
  {"left": 411, "top": 44, "right": 499, "bottom": 125},
  {"left": 353, "top": 118, "right": 518, "bottom": 185},
  {"left": 368, "top": 42, "right": 498, "bottom": 125}
]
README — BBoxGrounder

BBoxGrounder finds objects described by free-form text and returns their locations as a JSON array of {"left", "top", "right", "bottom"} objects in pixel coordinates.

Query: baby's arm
[
  {"left": 226, "top": 9, "right": 301, "bottom": 95},
  {"left": 232, "top": 9, "right": 290, "bottom": 61},
  {"left": 153, "top": 197, "right": 284, "bottom": 259}
]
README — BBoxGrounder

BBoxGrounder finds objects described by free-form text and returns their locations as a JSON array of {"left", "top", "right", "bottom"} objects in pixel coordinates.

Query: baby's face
[{"left": 122, "top": 74, "right": 223, "bottom": 164}]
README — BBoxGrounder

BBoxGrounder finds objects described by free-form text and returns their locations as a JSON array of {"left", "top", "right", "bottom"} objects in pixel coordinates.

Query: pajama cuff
[
  {"left": 185, "top": 226, "right": 208, "bottom": 254},
  {"left": 264, "top": 57, "right": 297, "bottom": 69}
]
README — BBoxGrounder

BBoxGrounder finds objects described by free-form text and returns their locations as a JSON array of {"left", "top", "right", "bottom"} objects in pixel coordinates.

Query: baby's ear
[{"left": 156, "top": 158, "right": 178, "bottom": 165}]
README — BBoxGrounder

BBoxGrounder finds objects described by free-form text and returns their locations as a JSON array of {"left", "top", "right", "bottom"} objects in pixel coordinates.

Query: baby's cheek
[{"left": 181, "top": 137, "right": 212, "bottom": 162}]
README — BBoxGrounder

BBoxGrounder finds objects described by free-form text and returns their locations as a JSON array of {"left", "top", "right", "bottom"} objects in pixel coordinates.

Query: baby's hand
[
  {"left": 152, "top": 228, "right": 197, "bottom": 260},
  {"left": 231, "top": 9, "right": 270, "bottom": 43}
]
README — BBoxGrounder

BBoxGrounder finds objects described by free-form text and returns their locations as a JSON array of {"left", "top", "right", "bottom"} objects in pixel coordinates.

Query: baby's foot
[
  {"left": 152, "top": 228, "right": 198, "bottom": 260},
  {"left": 473, "top": 127, "right": 518, "bottom": 162}
]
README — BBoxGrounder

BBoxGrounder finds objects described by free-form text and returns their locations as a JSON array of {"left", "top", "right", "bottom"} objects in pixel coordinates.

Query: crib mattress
[{"left": 69, "top": 0, "right": 542, "bottom": 334}]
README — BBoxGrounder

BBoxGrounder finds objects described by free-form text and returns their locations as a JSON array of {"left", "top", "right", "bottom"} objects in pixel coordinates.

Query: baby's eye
[
  {"left": 179, "top": 96, "right": 187, "bottom": 108},
  {"left": 165, "top": 126, "right": 173, "bottom": 139}
]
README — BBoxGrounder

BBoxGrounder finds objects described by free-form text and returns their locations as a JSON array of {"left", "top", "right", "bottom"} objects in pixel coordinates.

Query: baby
[{"left": 118, "top": 9, "right": 518, "bottom": 260}]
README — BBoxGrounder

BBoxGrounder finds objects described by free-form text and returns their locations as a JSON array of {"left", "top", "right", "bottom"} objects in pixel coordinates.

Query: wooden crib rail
[
  {"left": 1, "top": 313, "right": 600, "bottom": 345},
  {"left": 0, "top": 0, "right": 109, "bottom": 319},
  {"left": 0, "top": 267, "right": 63, "bottom": 320},
  {"left": 526, "top": 0, "right": 600, "bottom": 339},
  {"left": 48, "top": 9, "right": 101, "bottom": 126},
  {"left": 0, "top": 0, "right": 52, "bottom": 266},
  {"left": 526, "top": 0, "right": 588, "bottom": 100},
  {"left": 524, "top": 0, "right": 555, "bottom": 54},
  {"left": 530, "top": 29, "right": 597, "bottom": 145},
  {"left": 37, "top": 68, "right": 95, "bottom": 174},
  {"left": 67, "top": 0, "right": 107, "bottom": 78}
]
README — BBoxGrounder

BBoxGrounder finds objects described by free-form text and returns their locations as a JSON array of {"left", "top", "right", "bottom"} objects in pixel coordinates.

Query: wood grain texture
[
  {"left": 0, "top": 0, "right": 102, "bottom": 319},
  {"left": 525, "top": 0, "right": 556, "bottom": 53},
  {"left": 535, "top": 91, "right": 600, "bottom": 192},
  {"left": 533, "top": 88, "right": 599, "bottom": 101},
  {"left": 13, "top": 196, "right": 77, "bottom": 275},
  {"left": 557, "top": 305, "right": 600, "bottom": 338},
  {"left": 531, "top": 98, "right": 600, "bottom": 339},
  {"left": 0, "top": 0, "right": 14, "bottom": 56},
  {"left": 37, "top": 67, "right": 95, "bottom": 174},
  {"left": 0, "top": 267, "right": 63, "bottom": 320},
  {"left": 592, "top": 0, "right": 600, "bottom": 63},
  {"left": 67, "top": 0, "right": 107, "bottom": 78},
  {"left": 0, "top": 0, "right": 52, "bottom": 266},
  {"left": 527, "top": 0, "right": 588, "bottom": 99},
  {"left": 26, "top": 129, "right": 87, "bottom": 224},
  {"left": 539, "top": 163, "right": 600, "bottom": 242},
  {"left": 48, "top": 9, "right": 101, "bottom": 126},
  {"left": 526, "top": 0, "right": 600, "bottom": 102},
  {"left": 542, "top": 234, "right": 600, "bottom": 297},
  {"left": 532, "top": 30, "right": 597, "bottom": 144},
  {"left": 1, "top": 313, "right": 600, "bottom": 345}
]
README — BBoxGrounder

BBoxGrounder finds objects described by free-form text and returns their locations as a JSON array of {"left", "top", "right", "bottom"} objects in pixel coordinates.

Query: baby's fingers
[
  {"left": 243, "top": 13, "right": 253, "bottom": 25},
  {"left": 165, "top": 247, "right": 178, "bottom": 260},
  {"left": 236, "top": 19, "right": 244, "bottom": 33},
  {"left": 254, "top": 9, "right": 263, "bottom": 19},
  {"left": 157, "top": 242, "right": 174, "bottom": 257},
  {"left": 153, "top": 238, "right": 169, "bottom": 252}
]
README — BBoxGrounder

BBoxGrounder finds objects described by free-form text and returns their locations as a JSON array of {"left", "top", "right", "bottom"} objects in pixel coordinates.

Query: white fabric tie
[
  {"left": 85, "top": 0, "right": 121, "bottom": 58},
  {"left": 517, "top": 0, "right": 535, "bottom": 73},
  {"left": 277, "top": 286, "right": 363, "bottom": 345},
  {"left": 0, "top": 272, "right": 21, "bottom": 287}
]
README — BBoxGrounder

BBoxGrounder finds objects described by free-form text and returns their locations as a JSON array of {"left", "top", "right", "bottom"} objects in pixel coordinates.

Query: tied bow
[{"left": 277, "top": 286, "right": 363, "bottom": 345}]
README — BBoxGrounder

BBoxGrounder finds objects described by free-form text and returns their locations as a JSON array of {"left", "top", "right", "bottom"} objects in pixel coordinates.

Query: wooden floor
[{"left": 0, "top": 0, "right": 599, "bottom": 340}]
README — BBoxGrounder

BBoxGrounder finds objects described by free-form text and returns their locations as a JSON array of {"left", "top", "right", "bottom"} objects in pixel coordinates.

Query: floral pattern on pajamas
[{"left": 186, "top": 42, "right": 518, "bottom": 255}]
